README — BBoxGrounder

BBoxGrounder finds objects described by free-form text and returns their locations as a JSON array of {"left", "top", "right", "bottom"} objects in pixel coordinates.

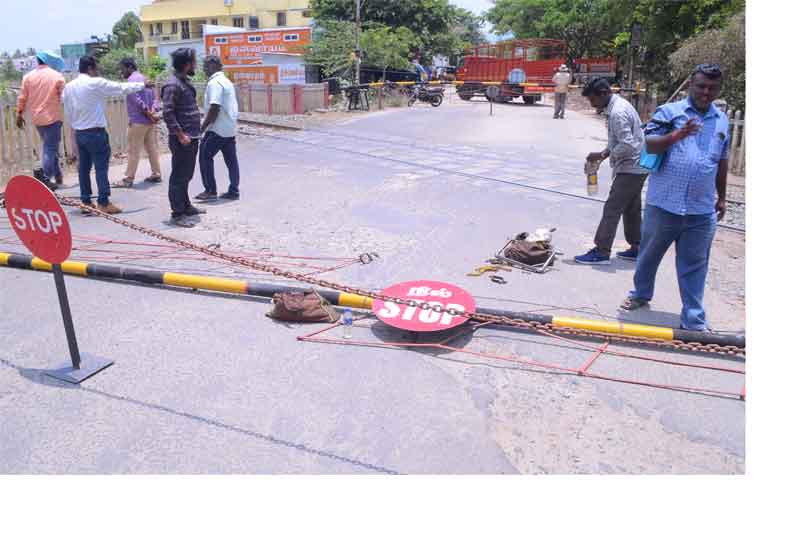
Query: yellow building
[{"left": 138, "top": 0, "right": 312, "bottom": 61}]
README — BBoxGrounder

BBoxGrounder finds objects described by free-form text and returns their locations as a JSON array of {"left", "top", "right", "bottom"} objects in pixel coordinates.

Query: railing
[
  {"left": 149, "top": 31, "right": 204, "bottom": 43},
  {"left": 726, "top": 109, "right": 745, "bottom": 176},
  {"left": 1, "top": 93, "right": 129, "bottom": 189}
]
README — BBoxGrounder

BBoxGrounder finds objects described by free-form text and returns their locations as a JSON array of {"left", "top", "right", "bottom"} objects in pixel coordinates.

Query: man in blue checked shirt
[{"left": 621, "top": 64, "right": 730, "bottom": 332}]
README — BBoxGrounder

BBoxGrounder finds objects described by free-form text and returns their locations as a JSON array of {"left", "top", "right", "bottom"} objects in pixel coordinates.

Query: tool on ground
[{"left": 466, "top": 264, "right": 513, "bottom": 277}]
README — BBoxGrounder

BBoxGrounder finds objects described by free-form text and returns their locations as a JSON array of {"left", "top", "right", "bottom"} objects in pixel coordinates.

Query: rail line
[{"left": 252, "top": 128, "right": 746, "bottom": 234}]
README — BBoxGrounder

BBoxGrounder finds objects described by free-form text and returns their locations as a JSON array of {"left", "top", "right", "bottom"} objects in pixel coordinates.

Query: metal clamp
[{"left": 490, "top": 275, "right": 507, "bottom": 284}]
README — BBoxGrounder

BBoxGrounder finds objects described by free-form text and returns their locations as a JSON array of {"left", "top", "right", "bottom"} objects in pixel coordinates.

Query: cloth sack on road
[{"left": 268, "top": 290, "right": 339, "bottom": 323}]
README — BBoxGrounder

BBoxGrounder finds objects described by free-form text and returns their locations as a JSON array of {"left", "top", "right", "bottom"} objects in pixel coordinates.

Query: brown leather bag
[
  {"left": 268, "top": 290, "right": 339, "bottom": 323},
  {"left": 504, "top": 240, "right": 554, "bottom": 266}
]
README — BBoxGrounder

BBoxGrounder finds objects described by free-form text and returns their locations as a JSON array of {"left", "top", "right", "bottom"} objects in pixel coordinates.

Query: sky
[{"left": 0, "top": 0, "right": 496, "bottom": 55}]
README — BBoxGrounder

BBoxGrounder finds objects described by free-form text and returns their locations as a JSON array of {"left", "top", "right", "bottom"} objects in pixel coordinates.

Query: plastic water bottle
[
  {"left": 585, "top": 159, "right": 599, "bottom": 196},
  {"left": 342, "top": 308, "right": 353, "bottom": 339}
]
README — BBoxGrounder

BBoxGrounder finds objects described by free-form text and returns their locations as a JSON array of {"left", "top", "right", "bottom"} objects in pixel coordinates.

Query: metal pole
[
  {"left": 52, "top": 263, "right": 81, "bottom": 370},
  {"left": 355, "top": 0, "right": 361, "bottom": 87}
]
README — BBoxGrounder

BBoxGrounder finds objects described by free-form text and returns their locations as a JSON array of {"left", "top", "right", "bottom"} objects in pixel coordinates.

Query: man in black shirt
[{"left": 161, "top": 48, "right": 205, "bottom": 228}]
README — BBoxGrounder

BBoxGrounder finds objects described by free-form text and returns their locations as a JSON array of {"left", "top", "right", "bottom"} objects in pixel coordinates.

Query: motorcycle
[{"left": 408, "top": 84, "right": 444, "bottom": 107}]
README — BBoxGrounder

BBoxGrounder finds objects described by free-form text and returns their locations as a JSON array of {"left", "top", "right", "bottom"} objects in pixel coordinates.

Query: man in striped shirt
[{"left": 161, "top": 47, "right": 204, "bottom": 228}]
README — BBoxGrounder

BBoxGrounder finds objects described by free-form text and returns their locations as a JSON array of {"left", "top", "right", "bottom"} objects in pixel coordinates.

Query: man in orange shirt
[{"left": 16, "top": 51, "right": 66, "bottom": 189}]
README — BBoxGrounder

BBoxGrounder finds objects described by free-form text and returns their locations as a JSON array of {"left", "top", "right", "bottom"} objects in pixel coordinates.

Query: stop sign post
[{"left": 4, "top": 175, "right": 113, "bottom": 384}]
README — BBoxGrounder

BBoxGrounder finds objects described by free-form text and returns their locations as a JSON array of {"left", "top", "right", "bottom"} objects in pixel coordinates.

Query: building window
[
  {"left": 233, "top": 16, "right": 244, "bottom": 28},
  {"left": 155, "top": 22, "right": 163, "bottom": 34},
  {"left": 283, "top": 33, "right": 299, "bottom": 42},
  {"left": 248, "top": 35, "right": 263, "bottom": 43},
  {"left": 181, "top": 20, "right": 190, "bottom": 39},
  {"left": 249, "top": 16, "right": 259, "bottom": 29},
  {"left": 149, "top": 24, "right": 154, "bottom": 36},
  {"left": 171, "top": 22, "right": 178, "bottom": 34},
  {"left": 211, "top": 18, "right": 218, "bottom": 25},
  {"left": 302, "top": 10, "right": 311, "bottom": 19},
  {"left": 277, "top": 12, "right": 287, "bottom": 26}
]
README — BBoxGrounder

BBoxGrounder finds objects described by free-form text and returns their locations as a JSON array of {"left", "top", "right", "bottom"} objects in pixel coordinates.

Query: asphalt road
[{"left": 0, "top": 94, "right": 745, "bottom": 474}]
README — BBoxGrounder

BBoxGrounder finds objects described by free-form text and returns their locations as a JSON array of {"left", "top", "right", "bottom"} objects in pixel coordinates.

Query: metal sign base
[{"left": 45, "top": 355, "right": 114, "bottom": 384}]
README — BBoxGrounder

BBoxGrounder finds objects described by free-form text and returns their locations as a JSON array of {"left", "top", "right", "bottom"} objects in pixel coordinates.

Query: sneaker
[
  {"left": 574, "top": 248, "right": 610, "bottom": 265},
  {"left": 80, "top": 202, "right": 97, "bottom": 215},
  {"left": 170, "top": 215, "right": 195, "bottom": 228},
  {"left": 194, "top": 191, "right": 217, "bottom": 201},
  {"left": 219, "top": 191, "right": 239, "bottom": 200},
  {"left": 616, "top": 247, "right": 639, "bottom": 261},
  {"left": 185, "top": 206, "right": 207, "bottom": 216},
  {"left": 98, "top": 202, "right": 123, "bottom": 215}
]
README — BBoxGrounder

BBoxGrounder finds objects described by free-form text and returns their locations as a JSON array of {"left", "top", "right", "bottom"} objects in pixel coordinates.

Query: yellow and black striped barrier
[{"left": 0, "top": 251, "right": 743, "bottom": 349}]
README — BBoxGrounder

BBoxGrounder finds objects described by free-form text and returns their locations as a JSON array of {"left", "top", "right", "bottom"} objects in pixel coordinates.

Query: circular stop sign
[
  {"left": 373, "top": 280, "right": 476, "bottom": 332},
  {"left": 4, "top": 175, "right": 72, "bottom": 264}
]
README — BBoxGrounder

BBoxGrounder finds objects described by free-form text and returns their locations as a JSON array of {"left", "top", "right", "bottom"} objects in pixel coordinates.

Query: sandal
[
  {"left": 620, "top": 297, "right": 649, "bottom": 311},
  {"left": 144, "top": 175, "right": 162, "bottom": 183},
  {"left": 112, "top": 179, "right": 134, "bottom": 188}
]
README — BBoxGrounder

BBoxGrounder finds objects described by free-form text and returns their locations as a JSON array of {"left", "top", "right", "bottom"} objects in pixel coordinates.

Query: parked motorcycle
[{"left": 408, "top": 84, "right": 444, "bottom": 107}]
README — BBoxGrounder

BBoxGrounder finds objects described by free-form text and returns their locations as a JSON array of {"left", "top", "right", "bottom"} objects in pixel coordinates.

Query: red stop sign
[
  {"left": 4, "top": 175, "right": 72, "bottom": 264},
  {"left": 373, "top": 280, "right": 475, "bottom": 332}
]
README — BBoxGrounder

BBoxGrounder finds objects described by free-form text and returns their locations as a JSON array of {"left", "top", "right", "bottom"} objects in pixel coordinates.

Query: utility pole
[{"left": 355, "top": 0, "right": 361, "bottom": 86}]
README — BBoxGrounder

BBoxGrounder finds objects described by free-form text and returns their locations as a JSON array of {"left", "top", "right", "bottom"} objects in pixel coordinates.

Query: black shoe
[
  {"left": 195, "top": 191, "right": 217, "bottom": 201},
  {"left": 185, "top": 206, "right": 207, "bottom": 216},
  {"left": 219, "top": 191, "right": 239, "bottom": 200},
  {"left": 55, "top": 174, "right": 63, "bottom": 185},
  {"left": 170, "top": 215, "right": 195, "bottom": 228}
]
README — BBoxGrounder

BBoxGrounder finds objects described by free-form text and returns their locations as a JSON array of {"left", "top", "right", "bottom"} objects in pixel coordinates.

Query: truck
[
  {"left": 456, "top": 39, "right": 618, "bottom": 104},
  {"left": 456, "top": 39, "right": 567, "bottom": 104}
]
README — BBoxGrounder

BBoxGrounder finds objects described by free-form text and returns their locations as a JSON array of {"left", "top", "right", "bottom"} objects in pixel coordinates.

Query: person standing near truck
[{"left": 552, "top": 64, "right": 572, "bottom": 119}]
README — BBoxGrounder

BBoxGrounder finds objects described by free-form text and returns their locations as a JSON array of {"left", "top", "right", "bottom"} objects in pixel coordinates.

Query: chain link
[{"left": 56, "top": 195, "right": 745, "bottom": 357}]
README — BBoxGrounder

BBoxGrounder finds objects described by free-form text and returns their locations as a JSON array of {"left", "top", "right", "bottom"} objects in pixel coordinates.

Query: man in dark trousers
[
  {"left": 195, "top": 55, "right": 240, "bottom": 201},
  {"left": 161, "top": 48, "right": 205, "bottom": 228},
  {"left": 575, "top": 78, "right": 648, "bottom": 265}
]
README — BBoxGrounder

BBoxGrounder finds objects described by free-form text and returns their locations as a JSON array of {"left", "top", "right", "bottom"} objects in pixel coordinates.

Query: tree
[
  {"left": 360, "top": 25, "right": 416, "bottom": 80},
  {"left": 309, "top": 0, "right": 482, "bottom": 59},
  {"left": 305, "top": 19, "right": 357, "bottom": 79},
  {"left": 0, "top": 58, "right": 21, "bottom": 81},
  {"left": 486, "top": 0, "right": 745, "bottom": 95},
  {"left": 670, "top": 11, "right": 745, "bottom": 109},
  {"left": 12, "top": 49, "right": 23, "bottom": 59},
  {"left": 98, "top": 48, "right": 139, "bottom": 79},
  {"left": 143, "top": 54, "right": 167, "bottom": 80},
  {"left": 112, "top": 11, "right": 143, "bottom": 49}
]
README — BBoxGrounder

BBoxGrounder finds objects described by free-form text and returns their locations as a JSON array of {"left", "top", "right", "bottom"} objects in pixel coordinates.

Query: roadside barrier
[{"left": 1, "top": 250, "right": 745, "bottom": 354}]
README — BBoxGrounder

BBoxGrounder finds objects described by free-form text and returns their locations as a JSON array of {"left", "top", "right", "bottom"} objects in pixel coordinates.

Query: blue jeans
[
  {"left": 36, "top": 121, "right": 63, "bottom": 180},
  {"left": 199, "top": 131, "right": 240, "bottom": 195},
  {"left": 631, "top": 204, "right": 717, "bottom": 330},
  {"left": 75, "top": 128, "right": 111, "bottom": 205}
]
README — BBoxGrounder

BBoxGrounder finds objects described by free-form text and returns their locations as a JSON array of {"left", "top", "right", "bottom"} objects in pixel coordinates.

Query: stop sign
[
  {"left": 4, "top": 175, "right": 72, "bottom": 264},
  {"left": 373, "top": 280, "right": 475, "bottom": 332}
]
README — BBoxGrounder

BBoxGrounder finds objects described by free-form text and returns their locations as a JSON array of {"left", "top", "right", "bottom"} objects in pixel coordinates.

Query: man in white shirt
[
  {"left": 195, "top": 55, "right": 240, "bottom": 201},
  {"left": 552, "top": 64, "right": 572, "bottom": 119},
  {"left": 62, "top": 55, "right": 153, "bottom": 214}
]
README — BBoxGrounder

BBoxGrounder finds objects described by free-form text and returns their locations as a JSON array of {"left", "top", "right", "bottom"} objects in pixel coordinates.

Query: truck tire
[{"left": 522, "top": 96, "right": 537, "bottom": 105}]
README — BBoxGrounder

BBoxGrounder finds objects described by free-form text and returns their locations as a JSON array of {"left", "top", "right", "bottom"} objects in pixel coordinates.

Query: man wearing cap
[
  {"left": 552, "top": 64, "right": 572, "bottom": 119},
  {"left": 16, "top": 51, "right": 66, "bottom": 189}
]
